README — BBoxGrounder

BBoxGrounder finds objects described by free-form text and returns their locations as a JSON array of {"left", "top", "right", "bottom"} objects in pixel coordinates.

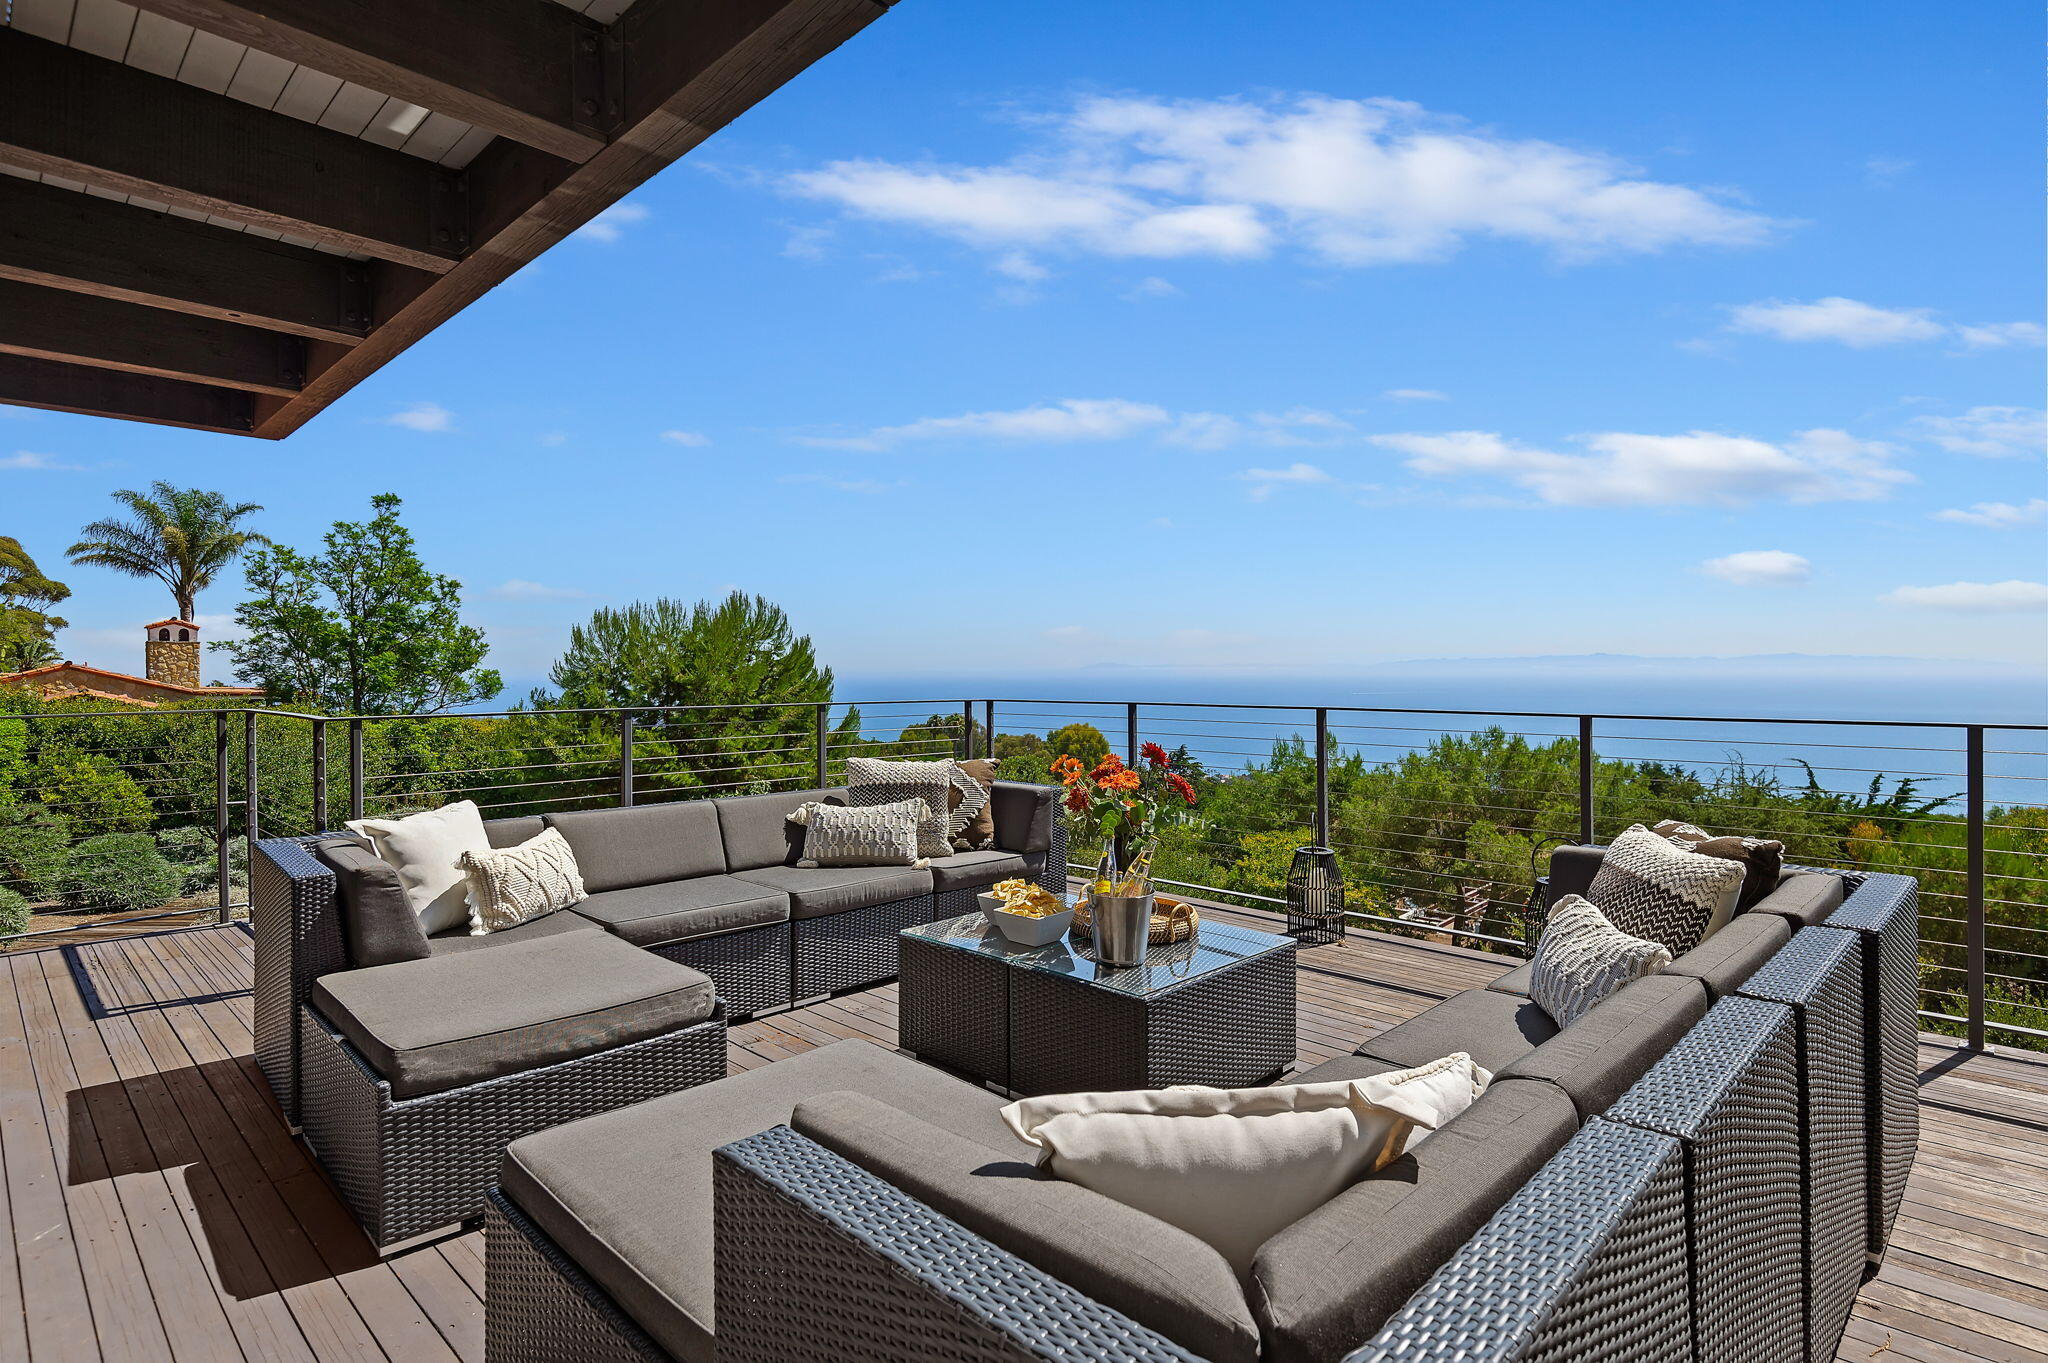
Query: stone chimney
[{"left": 143, "top": 618, "right": 201, "bottom": 688}]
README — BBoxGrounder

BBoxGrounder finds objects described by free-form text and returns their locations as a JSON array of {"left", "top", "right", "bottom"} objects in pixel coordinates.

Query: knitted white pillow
[
  {"left": 844, "top": 756, "right": 954, "bottom": 858},
  {"left": 1529, "top": 894, "right": 1674, "bottom": 1027},
  {"left": 459, "top": 827, "right": 586, "bottom": 936},
  {"left": 790, "top": 798, "right": 927, "bottom": 867}
]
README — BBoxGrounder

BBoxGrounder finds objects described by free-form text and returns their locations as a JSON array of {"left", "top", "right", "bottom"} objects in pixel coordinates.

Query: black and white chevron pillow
[{"left": 1585, "top": 824, "right": 1745, "bottom": 955}]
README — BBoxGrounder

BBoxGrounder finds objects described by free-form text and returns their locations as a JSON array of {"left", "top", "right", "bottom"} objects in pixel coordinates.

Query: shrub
[
  {"left": 59, "top": 834, "right": 185, "bottom": 910},
  {"left": 156, "top": 824, "right": 224, "bottom": 897},
  {"left": 0, "top": 802, "right": 71, "bottom": 899},
  {"left": 0, "top": 885, "right": 29, "bottom": 937},
  {"left": 34, "top": 754, "right": 153, "bottom": 836}
]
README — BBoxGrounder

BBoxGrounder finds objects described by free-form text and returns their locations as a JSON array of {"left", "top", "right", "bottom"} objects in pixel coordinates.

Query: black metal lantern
[{"left": 1285, "top": 846, "right": 1346, "bottom": 945}]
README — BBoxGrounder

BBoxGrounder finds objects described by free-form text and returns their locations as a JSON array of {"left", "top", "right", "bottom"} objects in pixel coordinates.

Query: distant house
[{"left": 0, "top": 618, "right": 262, "bottom": 707}]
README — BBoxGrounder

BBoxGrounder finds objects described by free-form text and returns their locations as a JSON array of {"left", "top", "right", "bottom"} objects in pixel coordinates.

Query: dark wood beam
[
  {"left": 0, "top": 279, "right": 306, "bottom": 396},
  {"left": 0, "top": 175, "right": 411, "bottom": 346},
  {"left": 126, "top": 0, "right": 611, "bottom": 164},
  {"left": 254, "top": 0, "right": 892, "bottom": 438},
  {"left": 0, "top": 354, "right": 254, "bottom": 435},
  {"left": 0, "top": 28, "right": 462, "bottom": 273}
]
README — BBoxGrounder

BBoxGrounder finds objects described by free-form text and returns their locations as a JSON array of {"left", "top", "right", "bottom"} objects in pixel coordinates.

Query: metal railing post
[
  {"left": 814, "top": 703, "right": 829, "bottom": 786},
  {"left": 311, "top": 717, "right": 329, "bottom": 832},
  {"left": 348, "top": 719, "right": 365, "bottom": 820},
  {"left": 1967, "top": 725, "right": 1986, "bottom": 1051},
  {"left": 1126, "top": 702, "right": 1139, "bottom": 765},
  {"left": 243, "top": 711, "right": 260, "bottom": 907},
  {"left": 214, "top": 710, "right": 231, "bottom": 923},
  {"left": 1577, "top": 715, "right": 1596, "bottom": 846},
  {"left": 960, "top": 699, "right": 973, "bottom": 759},
  {"left": 619, "top": 710, "right": 637, "bottom": 807},
  {"left": 983, "top": 700, "right": 995, "bottom": 765},
  {"left": 1314, "top": 707, "right": 1331, "bottom": 847}
]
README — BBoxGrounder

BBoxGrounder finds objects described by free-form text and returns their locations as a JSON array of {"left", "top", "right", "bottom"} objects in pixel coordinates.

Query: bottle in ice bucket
[
  {"left": 1088, "top": 850, "right": 1118, "bottom": 909},
  {"left": 1117, "top": 839, "right": 1157, "bottom": 896}
]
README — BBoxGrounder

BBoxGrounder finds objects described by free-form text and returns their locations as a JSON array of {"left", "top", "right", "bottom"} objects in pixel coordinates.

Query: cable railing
[{"left": 0, "top": 693, "right": 2041, "bottom": 1049}]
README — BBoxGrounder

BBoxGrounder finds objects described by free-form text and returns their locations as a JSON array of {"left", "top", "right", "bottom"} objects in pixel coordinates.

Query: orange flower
[
  {"left": 1098, "top": 768, "right": 1142, "bottom": 792},
  {"left": 1051, "top": 755, "right": 1086, "bottom": 785}
]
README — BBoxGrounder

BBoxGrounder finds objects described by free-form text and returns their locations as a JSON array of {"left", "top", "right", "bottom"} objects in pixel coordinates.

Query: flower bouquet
[{"left": 1052, "top": 745, "right": 1200, "bottom": 954}]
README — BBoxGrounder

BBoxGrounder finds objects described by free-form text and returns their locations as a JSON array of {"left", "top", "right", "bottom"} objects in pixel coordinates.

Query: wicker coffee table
[{"left": 898, "top": 910, "right": 1298, "bottom": 1096}]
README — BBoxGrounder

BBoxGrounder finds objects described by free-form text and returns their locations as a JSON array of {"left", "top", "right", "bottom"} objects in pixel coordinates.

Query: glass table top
[{"left": 902, "top": 907, "right": 1295, "bottom": 998}]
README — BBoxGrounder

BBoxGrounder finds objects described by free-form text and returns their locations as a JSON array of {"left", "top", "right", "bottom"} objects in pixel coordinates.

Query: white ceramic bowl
[{"left": 978, "top": 892, "right": 1074, "bottom": 947}]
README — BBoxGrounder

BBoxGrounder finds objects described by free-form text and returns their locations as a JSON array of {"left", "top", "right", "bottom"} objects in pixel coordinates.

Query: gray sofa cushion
[
  {"left": 572, "top": 876, "right": 789, "bottom": 948},
  {"left": 794, "top": 1091, "right": 1259, "bottom": 1363},
  {"left": 729, "top": 863, "right": 932, "bottom": 920},
  {"left": 990, "top": 781, "right": 1056, "bottom": 854},
  {"left": 1495, "top": 972, "right": 1707, "bottom": 1120},
  {"left": 1354, "top": 987, "right": 1559, "bottom": 1076},
  {"left": 927, "top": 849, "right": 1029, "bottom": 894},
  {"left": 1287, "top": 1052, "right": 1409, "bottom": 1086},
  {"left": 546, "top": 802, "right": 726, "bottom": 892},
  {"left": 426, "top": 908, "right": 599, "bottom": 955},
  {"left": 1662, "top": 911, "right": 1791, "bottom": 999},
  {"left": 1545, "top": 844, "right": 1607, "bottom": 905},
  {"left": 1751, "top": 870, "right": 1846, "bottom": 928},
  {"left": 715, "top": 787, "right": 846, "bottom": 872},
  {"left": 310, "top": 932, "right": 715, "bottom": 1099},
  {"left": 313, "top": 835, "right": 431, "bottom": 968},
  {"left": 499, "top": 1039, "right": 1020, "bottom": 1363},
  {"left": 1484, "top": 961, "right": 1533, "bottom": 996},
  {"left": 1250, "top": 1078, "right": 1580, "bottom": 1363},
  {"left": 484, "top": 816, "right": 547, "bottom": 848}
]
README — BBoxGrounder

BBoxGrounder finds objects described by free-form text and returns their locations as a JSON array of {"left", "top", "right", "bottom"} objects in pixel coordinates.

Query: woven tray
[{"left": 1069, "top": 895, "right": 1198, "bottom": 945}]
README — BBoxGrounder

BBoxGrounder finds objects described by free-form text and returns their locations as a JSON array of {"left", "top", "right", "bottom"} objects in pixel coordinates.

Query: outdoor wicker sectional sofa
[
  {"left": 481, "top": 852, "right": 1919, "bottom": 1363},
  {"left": 249, "top": 781, "right": 1066, "bottom": 1247}
]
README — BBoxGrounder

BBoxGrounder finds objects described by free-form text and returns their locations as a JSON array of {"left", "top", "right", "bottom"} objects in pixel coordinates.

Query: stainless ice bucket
[{"left": 1091, "top": 891, "right": 1154, "bottom": 966}]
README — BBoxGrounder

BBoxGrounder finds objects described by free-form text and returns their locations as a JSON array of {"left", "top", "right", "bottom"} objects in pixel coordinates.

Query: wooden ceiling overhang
[{"left": 0, "top": 0, "right": 892, "bottom": 438}]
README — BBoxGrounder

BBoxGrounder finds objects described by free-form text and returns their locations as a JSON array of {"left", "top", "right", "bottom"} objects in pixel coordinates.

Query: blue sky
[{"left": 6, "top": 0, "right": 2044, "bottom": 694}]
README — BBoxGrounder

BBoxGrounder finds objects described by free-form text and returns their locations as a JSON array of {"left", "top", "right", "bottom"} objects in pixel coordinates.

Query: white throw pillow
[
  {"left": 844, "top": 756, "right": 954, "bottom": 859},
  {"left": 1586, "top": 823, "right": 1746, "bottom": 954},
  {"left": 1530, "top": 894, "right": 1674, "bottom": 1027},
  {"left": 788, "top": 799, "right": 927, "bottom": 868},
  {"left": 345, "top": 800, "right": 491, "bottom": 936},
  {"left": 460, "top": 827, "right": 586, "bottom": 936},
  {"left": 999, "top": 1053, "right": 1491, "bottom": 1280}
]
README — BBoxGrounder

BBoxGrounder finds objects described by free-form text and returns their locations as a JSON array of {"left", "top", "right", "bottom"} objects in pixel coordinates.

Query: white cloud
[
  {"left": 1122, "top": 275, "right": 1181, "bottom": 300},
  {"left": 993, "top": 251, "right": 1051, "bottom": 283},
  {"left": 796, "top": 398, "right": 1172, "bottom": 451},
  {"left": 1702, "top": 550, "right": 1811, "bottom": 586},
  {"left": 660, "top": 429, "right": 711, "bottom": 447},
  {"left": 487, "top": 579, "right": 588, "bottom": 601},
  {"left": 1932, "top": 498, "right": 2048, "bottom": 529},
  {"left": 1908, "top": 406, "right": 2045, "bottom": 458},
  {"left": 1864, "top": 156, "right": 1913, "bottom": 186},
  {"left": 1724, "top": 297, "right": 2044, "bottom": 349},
  {"left": 382, "top": 402, "right": 453, "bottom": 433},
  {"left": 1373, "top": 427, "right": 1911, "bottom": 507},
  {"left": 1883, "top": 580, "right": 2048, "bottom": 613},
  {"left": 573, "top": 202, "right": 651, "bottom": 245},
  {"left": 1, "top": 450, "right": 86, "bottom": 471},
  {"left": 783, "top": 93, "right": 1779, "bottom": 271},
  {"left": 1383, "top": 388, "right": 1449, "bottom": 402},
  {"left": 1236, "top": 461, "right": 1334, "bottom": 501}
]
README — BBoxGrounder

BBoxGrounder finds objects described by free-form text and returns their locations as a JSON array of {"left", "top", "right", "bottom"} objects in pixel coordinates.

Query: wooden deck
[{"left": 1, "top": 913, "right": 2042, "bottom": 1363}]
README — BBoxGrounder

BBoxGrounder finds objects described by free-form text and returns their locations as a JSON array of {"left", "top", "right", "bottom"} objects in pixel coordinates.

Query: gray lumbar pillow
[{"left": 1529, "top": 894, "right": 1674, "bottom": 1027}]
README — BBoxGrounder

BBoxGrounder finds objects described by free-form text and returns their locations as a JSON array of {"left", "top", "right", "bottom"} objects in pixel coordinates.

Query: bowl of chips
[{"left": 978, "top": 878, "right": 1074, "bottom": 946}]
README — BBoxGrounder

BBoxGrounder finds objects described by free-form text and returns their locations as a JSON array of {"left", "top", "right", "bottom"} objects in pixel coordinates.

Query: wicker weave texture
[
  {"left": 899, "top": 930, "right": 1011, "bottom": 1089},
  {"left": 300, "top": 1006, "right": 727, "bottom": 1247},
  {"left": 712, "top": 1126, "right": 1200, "bottom": 1363},
  {"left": 485, "top": 1191, "right": 672, "bottom": 1363},
  {"left": 1824, "top": 872, "right": 1920, "bottom": 1253},
  {"left": 650, "top": 922, "right": 791, "bottom": 1018},
  {"left": 252, "top": 836, "right": 347, "bottom": 1125},
  {"left": 792, "top": 892, "right": 940, "bottom": 998},
  {"left": 1342, "top": 1118, "right": 1690, "bottom": 1363}
]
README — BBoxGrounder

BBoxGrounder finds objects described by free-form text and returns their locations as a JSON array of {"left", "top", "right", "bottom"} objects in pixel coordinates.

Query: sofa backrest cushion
[
  {"left": 312, "top": 835, "right": 432, "bottom": 968},
  {"left": 793, "top": 1090, "right": 1261, "bottom": 1363},
  {"left": 989, "top": 781, "right": 1056, "bottom": 854},
  {"left": 1748, "top": 870, "right": 1847, "bottom": 928},
  {"left": 715, "top": 787, "right": 846, "bottom": 872},
  {"left": 1248, "top": 1077, "right": 1579, "bottom": 1363},
  {"left": 1495, "top": 971, "right": 1708, "bottom": 1120},
  {"left": 1662, "top": 910, "right": 1791, "bottom": 1000},
  {"left": 546, "top": 801, "right": 725, "bottom": 892},
  {"left": 484, "top": 815, "right": 546, "bottom": 848}
]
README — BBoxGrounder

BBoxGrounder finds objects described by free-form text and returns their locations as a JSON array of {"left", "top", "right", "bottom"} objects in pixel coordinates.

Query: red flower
[
  {"left": 1140, "top": 742, "right": 1171, "bottom": 769},
  {"left": 1064, "top": 787, "right": 1090, "bottom": 813},
  {"left": 1165, "top": 773, "right": 1198, "bottom": 806}
]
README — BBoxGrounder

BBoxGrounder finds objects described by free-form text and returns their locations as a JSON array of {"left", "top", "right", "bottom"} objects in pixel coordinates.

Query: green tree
[
  {"left": 0, "top": 536, "right": 70, "bottom": 670},
  {"left": 217, "top": 494, "right": 500, "bottom": 714},
  {"left": 1047, "top": 723, "right": 1111, "bottom": 769},
  {"left": 66, "top": 481, "right": 266, "bottom": 623}
]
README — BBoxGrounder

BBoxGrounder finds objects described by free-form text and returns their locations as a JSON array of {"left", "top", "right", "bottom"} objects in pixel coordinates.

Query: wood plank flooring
[{"left": 0, "top": 913, "right": 2039, "bottom": 1361}]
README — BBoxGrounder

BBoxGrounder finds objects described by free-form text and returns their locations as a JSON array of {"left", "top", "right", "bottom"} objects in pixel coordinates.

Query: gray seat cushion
[
  {"left": 714, "top": 787, "right": 846, "bottom": 872},
  {"left": 311, "top": 931, "right": 715, "bottom": 1099},
  {"left": 1495, "top": 972, "right": 1708, "bottom": 1120},
  {"left": 794, "top": 1091, "right": 1259, "bottom": 1363},
  {"left": 313, "top": 835, "right": 431, "bottom": 968},
  {"left": 499, "top": 1039, "right": 1018, "bottom": 1363},
  {"left": 1484, "top": 961, "right": 1533, "bottom": 996},
  {"left": 927, "top": 849, "right": 1029, "bottom": 894},
  {"left": 1663, "top": 911, "right": 1791, "bottom": 999},
  {"left": 1751, "top": 871, "right": 1846, "bottom": 928},
  {"left": 572, "top": 876, "right": 789, "bottom": 948},
  {"left": 1287, "top": 1052, "right": 1410, "bottom": 1086},
  {"left": 426, "top": 907, "right": 599, "bottom": 956},
  {"left": 546, "top": 801, "right": 726, "bottom": 892},
  {"left": 1250, "top": 1078, "right": 1580, "bottom": 1363},
  {"left": 1354, "top": 987, "right": 1558, "bottom": 1077},
  {"left": 729, "top": 863, "right": 932, "bottom": 920}
]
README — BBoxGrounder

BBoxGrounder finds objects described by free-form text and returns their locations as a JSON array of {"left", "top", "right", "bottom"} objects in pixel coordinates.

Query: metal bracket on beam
[
  {"left": 338, "top": 262, "right": 372, "bottom": 333},
  {"left": 429, "top": 173, "right": 470, "bottom": 256},
  {"left": 277, "top": 336, "right": 308, "bottom": 392},
  {"left": 571, "top": 20, "right": 625, "bottom": 139}
]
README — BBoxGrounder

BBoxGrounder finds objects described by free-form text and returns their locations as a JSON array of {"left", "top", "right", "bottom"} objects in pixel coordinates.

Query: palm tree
[{"left": 67, "top": 483, "right": 267, "bottom": 623}]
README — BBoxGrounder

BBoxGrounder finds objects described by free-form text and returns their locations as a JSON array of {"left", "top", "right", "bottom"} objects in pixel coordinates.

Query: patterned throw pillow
[
  {"left": 844, "top": 756, "right": 955, "bottom": 859},
  {"left": 791, "top": 799, "right": 926, "bottom": 867},
  {"left": 1529, "top": 895, "right": 1674, "bottom": 1026},
  {"left": 458, "top": 827, "right": 586, "bottom": 936},
  {"left": 949, "top": 758, "right": 998, "bottom": 851},
  {"left": 1653, "top": 819, "right": 1785, "bottom": 913},
  {"left": 1587, "top": 824, "right": 1746, "bottom": 954}
]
